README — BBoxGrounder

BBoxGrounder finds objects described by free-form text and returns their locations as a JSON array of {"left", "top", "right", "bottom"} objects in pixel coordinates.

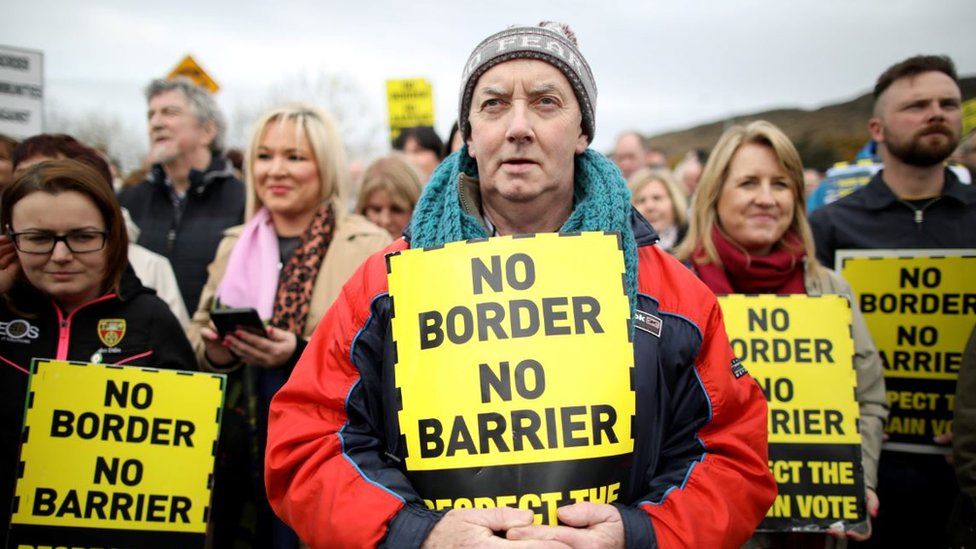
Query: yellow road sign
[{"left": 167, "top": 55, "right": 219, "bottom": 94}]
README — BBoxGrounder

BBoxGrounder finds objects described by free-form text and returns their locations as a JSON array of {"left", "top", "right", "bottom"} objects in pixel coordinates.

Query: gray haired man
[{"left": 119, "top": 78, "right": 244, "bottom": 313}]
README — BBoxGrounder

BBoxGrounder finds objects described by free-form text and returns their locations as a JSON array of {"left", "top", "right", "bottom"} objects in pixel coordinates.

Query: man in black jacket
[
  {"left": 810, "top": 54, "right": 976, "bottom": 548},
  {"left": 119, "top": 78, "right": 244, "bottom": 313},
  {"left": 811, "top": 55, "right": 976, "bottom": 267}
]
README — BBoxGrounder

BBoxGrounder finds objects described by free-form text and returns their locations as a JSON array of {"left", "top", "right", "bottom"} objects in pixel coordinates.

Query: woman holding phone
[{"left": 187, "top": 104, "right": 390, "bottom": 547}]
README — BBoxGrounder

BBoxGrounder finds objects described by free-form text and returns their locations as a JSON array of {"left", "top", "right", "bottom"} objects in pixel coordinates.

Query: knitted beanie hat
[{"left": 457, "top": 21, "right": 597, "bottom": 144}]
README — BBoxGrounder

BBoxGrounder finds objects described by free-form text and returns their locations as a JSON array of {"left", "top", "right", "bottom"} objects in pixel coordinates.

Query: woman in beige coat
[{"left": 187, "top": 104, "right": 390, "bottom": 548}]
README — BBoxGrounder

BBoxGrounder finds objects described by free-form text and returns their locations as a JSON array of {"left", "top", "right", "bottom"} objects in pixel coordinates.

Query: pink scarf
[{"left": 215, "top": 208, "right": 280, "bottom": 319}]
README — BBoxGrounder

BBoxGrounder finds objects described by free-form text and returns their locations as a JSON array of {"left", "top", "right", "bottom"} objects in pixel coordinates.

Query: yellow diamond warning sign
[{"left": 167, "top": 55, "right": 219, "bottom": 94}]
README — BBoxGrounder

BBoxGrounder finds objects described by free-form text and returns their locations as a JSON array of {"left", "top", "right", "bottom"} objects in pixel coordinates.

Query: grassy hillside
[{"left": 646, "top": 76, "right": 976, "bottom": 171}]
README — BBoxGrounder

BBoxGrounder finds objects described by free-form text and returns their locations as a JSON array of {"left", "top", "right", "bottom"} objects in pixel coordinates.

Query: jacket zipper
[
  {"left": 457, "top": 174, "right": 477, "bottom": 217},
  {"left": 53, "top": 294, "right": 118, "bottom": 360}
]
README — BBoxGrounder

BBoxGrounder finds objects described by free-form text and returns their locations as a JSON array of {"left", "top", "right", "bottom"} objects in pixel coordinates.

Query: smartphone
[{"left": 211, "top": 307, "right": 268, "bottom": 339}]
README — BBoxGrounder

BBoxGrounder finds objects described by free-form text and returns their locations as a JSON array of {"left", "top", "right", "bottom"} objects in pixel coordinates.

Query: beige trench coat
[{"left": 186, "top": 213, "right": 392, "bottom": 368}]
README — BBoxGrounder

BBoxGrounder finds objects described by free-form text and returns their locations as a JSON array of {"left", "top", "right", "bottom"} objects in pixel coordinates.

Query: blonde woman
[
  {"left": 188, "top": 104, "right": 390, "bottom": 547},
  {"left": 628, "top": 167, "right": 688, "bottom": 252},
  {"left": 355, "top": 155, "right": 423, "bottom": 239},
  {"left": 677, "top": 120, "right": 887, "bottom": 542}
]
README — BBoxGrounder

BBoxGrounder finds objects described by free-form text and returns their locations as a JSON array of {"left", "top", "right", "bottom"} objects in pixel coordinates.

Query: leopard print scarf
[{"left": 271, "top": 203, "right": 335, "bottom": 335}]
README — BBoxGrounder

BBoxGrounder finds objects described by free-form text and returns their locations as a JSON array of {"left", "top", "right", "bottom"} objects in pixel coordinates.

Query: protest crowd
[{"left": 1, "top": 20, "right": 976, "bottom": 549}]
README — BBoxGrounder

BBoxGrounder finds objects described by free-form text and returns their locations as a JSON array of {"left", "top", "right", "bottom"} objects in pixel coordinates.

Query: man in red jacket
[{"left": 265, "top": 22, "right": 776, "bottom": 548}]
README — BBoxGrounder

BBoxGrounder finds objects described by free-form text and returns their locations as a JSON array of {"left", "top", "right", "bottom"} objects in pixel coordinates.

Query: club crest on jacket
[{"left": 97, "top": 319, "right": 126, "bottom": 348}]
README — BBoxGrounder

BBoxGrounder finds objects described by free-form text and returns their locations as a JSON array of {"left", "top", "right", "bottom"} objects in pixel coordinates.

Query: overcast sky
[{"left": 4, "top": 0, "right": 975, "bottom": 165}]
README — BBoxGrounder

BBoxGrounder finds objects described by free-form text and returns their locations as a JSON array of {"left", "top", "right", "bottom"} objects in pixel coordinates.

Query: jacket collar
[
  {"left": 862, "top": 167, "right": 973, "bottom": 210},
  {"left": 630, "top": 207, "right": 660, "bottom": 247},
  {"left": 148, "top": 156, "right": 235, "bottom": 194},
  {"left": 9, "top": 266, "right": 145, "bottom": 313},
  {"left": 118, "top": 263, "right": 150, "bottom": 301}
]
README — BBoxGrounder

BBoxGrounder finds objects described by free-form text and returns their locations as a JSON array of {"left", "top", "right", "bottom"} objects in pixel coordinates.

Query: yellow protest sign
[
  {"left": 387, "top": 232, "right": 633, "bottom": 524},
  {"left": 8, "top": 360, "right": 224, "bottom": 548},
  {"left": 386, "top": 78, "right": 434, "bottom": 142},
  {"left": 838, "top": 251, "right": 976, "bottom": 452},
  {"left": 963, "top": 98, "right": 976, "bottom": 136},
  {"left": 721, "top": 295, "right": 859, "bottom": 445},
  {"left": 167, "top": 54, "right": 219, "bottom": 94},
  {"left": 719, "top": 294, "right": 864, "bottom": 531}
]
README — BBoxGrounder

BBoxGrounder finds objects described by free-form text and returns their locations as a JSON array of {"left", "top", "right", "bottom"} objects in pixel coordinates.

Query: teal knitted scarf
[{"left": 409, "top": 146, "right": 638, "bottom": 317}]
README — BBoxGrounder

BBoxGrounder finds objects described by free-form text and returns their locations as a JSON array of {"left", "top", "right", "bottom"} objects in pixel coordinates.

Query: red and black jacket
[
  {"left": 0, "top": 267, "right": 196, "bottom": 531},
  {"left": 265, "top": 212, "right": 777, "bottom": 548}
]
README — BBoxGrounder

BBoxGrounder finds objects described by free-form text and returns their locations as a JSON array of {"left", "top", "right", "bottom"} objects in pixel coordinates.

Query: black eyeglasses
[{"left": 8, "top": 230, "right": 108, "bottom": 254}]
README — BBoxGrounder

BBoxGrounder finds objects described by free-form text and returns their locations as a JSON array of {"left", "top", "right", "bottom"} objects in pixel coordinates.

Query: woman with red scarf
[{"left": 676, "top": 121, "right": 887, "bottom": 544}]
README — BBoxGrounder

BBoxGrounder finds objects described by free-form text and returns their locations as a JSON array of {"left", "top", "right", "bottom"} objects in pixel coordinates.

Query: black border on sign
[
  {"left": 723, "top": 295, "right": 866, "bottom": 533},
  {"left": 836, "top": 253, "right": 976, "bottom": 450},
  {"left": 7, "top": 523, "right": 205, "bottom": 548},
  {"left": 757, "top": 442, "right": 866, "bottom": 532},
  {"left": 8, "top": 358, "right": 226, "bottom": 548},
  {"left": 386, "top": 231, "right": 636, "bottom": 475}
]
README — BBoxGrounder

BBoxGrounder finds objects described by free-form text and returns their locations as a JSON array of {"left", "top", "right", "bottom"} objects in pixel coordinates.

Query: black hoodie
[{"left": 0, "top": 266, "right": 196, "bottom": 532}]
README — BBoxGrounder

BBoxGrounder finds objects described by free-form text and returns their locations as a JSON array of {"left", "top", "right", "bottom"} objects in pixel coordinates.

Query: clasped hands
[{"left": 421, "top": 502, "right": 624, "bottom": 549}]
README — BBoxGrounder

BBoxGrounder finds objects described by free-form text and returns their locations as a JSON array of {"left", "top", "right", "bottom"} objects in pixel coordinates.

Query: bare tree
[
  {"left": 227, "top": 70, "right": 387, "bottom": 163},
  {"left": 44, "top": 98, "right": 147, "bottom": 174}
]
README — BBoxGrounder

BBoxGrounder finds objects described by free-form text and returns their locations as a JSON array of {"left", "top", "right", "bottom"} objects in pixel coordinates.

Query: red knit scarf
[{"left": 693, "top": 226, "right": 806, "bottom": 295}]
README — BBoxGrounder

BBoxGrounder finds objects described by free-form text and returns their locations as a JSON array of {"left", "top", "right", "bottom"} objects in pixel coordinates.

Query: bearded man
[
  {"left": 811, "top": 55, "right": 976, "bottom": 266},
  {"left": 811, "top": 55, "right": 976, "bottom": 548}
]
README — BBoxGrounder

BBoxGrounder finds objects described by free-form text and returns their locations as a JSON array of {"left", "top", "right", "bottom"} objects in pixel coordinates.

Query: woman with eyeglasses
[{"left": 0, "top": 159, "right": 195, "bottom": 532}]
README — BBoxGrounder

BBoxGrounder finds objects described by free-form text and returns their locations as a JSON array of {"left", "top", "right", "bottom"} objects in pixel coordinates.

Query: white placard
[{"left": 0, "top": 45, "right": 44, "bottom": 139}]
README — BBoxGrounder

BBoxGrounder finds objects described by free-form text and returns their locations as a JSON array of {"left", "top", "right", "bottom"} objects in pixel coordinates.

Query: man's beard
[
  {"left": 885, "top": 124, "right": 960, "bottom": 167},
  {"left": 148, "top": 141, "right": 181, "bottom": 165}
]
